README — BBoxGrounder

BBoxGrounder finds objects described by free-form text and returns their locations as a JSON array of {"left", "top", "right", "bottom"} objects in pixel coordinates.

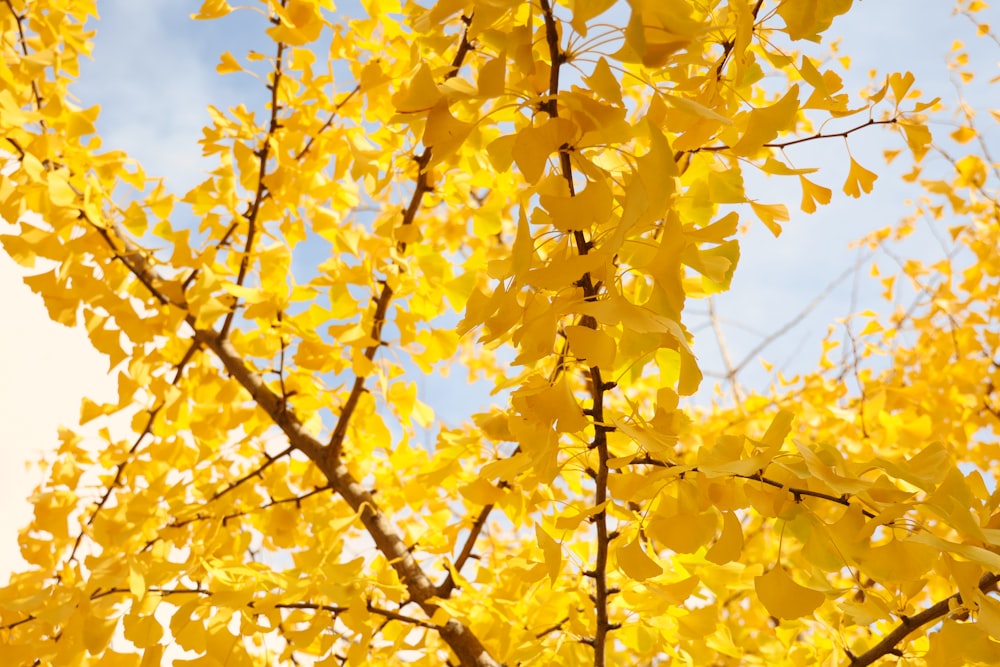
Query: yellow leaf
[
  {"left": 684, "top": 212, "right": 739, "bottom": 244},
  {"left": 392, "top": 62, "right": 442, "bottom": 113},
  {"left": 733, "top": 85, "right": 800, "bottom": 156},
  {"left": 706, "top": 511, "right": 744, "bottom": 564},
  {"left": 899, "top": 119, "right": 932, "bottom": 160},
  {"left": 976, "top": 591, "right": 1000, "bottom": 640},
  {"left": 83, "top": 614, "right": 119, "bottom": 654},
  {"left": 950, "top": 126, "right": 977, "bottom": 144},
  {"left": 459, "top": 478, "right": 504, "bottom": 505},
  {"left": 755, "top": 567, "right": 824, "bottom": 619},
  {"left": 799, "top": 175, "right": 832, "bottom": 213},
  {"left": 956, "top": 154, "right": 987, "bottom": 188},
  {"left": 477, "top": 55, "right": 506, "bottom": 98},
  {"left": 565, "top": 325, "right": 616, "bottom": 368},
  {"left": 512, "top": 118, "right": 577, "bottom": 185},
  {"left": 267, "top": 0, "right": 324, "bottom": 45},
  {"left": 48, "top": 172, "right": 77, "bottom": 207},
  {"left": 750, "top": 201, "right": 789, "bottom": 237},
  {"left": 123, "top": 611, "right": 163, "bottom": 648},
  {"left": 539, "top": 178, "right": 613, "bottom": 232},
  {"left": 617, "top": 538, "right": 663, "bottom": 581},
  {"left": 216, "top": 52, "right": 241, "bottom": 75},
  {"left": 535, "top": 524, "right": 562, "bottom": 584},
  {"left": 843, "top": 157, "right": 878, "bottom": 198},
  {"left": 139, "top": 644, "right": 165, "bottom": 667},
  {"left": 888, "top": 70, "right": 915, "bottom": 105},
  {"left": 647, "top": 513, "right": 717, "bottom": 554},
  {"left": 191, "top": 0, "right": 231, "bottom": 19},
  {"left": 423, "top": 101, "right": 473, "bottom": 158},
  {"left": 776, "top": 0, "right": 851, "bottom": 41},
  {"left": 570, "top": 0, "right": 617, "bottom": 36},
  {"left": 859, "top": 538, "right": 937, "bottom": 583},
  {"left": 665, "top": 94, "right": 733, "bottom": 125},
  {"left": 585, "top": 57, "right": 623, "bottom": 105},
  {"left": 683, "top": 239, "right": 739, "bottom": 293}
]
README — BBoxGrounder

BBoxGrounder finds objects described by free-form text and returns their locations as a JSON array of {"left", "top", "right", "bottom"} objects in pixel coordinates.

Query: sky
[{"left": 1, "top": 0, "right": 997, "bottom": 582}]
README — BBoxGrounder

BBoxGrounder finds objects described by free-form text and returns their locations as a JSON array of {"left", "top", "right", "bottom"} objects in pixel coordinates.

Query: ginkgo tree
[{"left": 1, "top": 0, "right": 999, "bottom": 665}]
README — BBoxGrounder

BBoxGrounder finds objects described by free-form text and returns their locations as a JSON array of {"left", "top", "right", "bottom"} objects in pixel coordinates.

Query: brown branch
[
  {"left": 538, "top": 2, "right": 615, "bottom": 664},
  {"left": 535, "top": 616, "right": 570, "bottom": 639},
  {"left": 325, "top": 18, "right": 473, "bottom": 464},
  {"left": 848, "top": 573, "right": 1000, "bottom": 667},
  {"left": 212, "top": 445, "right": 295, "bottom": 501},
  {"left": 4, "top": 0, "right": 48, "bottom": 130},
  {"left": 36, "top": 10, "right": 497, "bottom": 665},
  {"left": 219, "top": 485, "right": 332, "bottom": 525},
  {"left": 324, "top": 146, "right": 431, "bottom": 466},
  {"left": 437, "top": 503, "right": 494, "bottom": 597},
  {"left": 295, "top": 83, "right": 361, "bottom": 161},
  {"left": 220, "top": 30, "right": 287, "bottom": 339},
  {"left": 367, "top": 600, "right": 439, "bottom": 630},
  {"left": 714, "top": 0, "right": 764, "bottom": 80},
  {"left": 79, "top": 130, "right": 500, "bottom": 667},
  {"left": 688, "top": 118, "right": 898, "bottom": 155},
  {"left": 66, "top": 339, "right": 201, "bottom": 564},
  {"left": 630, "top": 454, "right": 879, "bottom": 519}
]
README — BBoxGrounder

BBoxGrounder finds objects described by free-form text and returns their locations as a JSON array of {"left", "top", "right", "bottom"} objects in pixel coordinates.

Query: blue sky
[{"left": 1, "top": 0, "right": 997, "bottom": 580}]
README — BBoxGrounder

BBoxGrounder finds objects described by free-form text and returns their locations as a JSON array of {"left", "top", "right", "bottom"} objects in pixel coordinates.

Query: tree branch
[
  {"left": 631, "top": 454, "right": 879, "bottom": 519},
  {"left": 848, "top": 573, "right": 1000, "bottom": 667},
  {"left": 538, "top": 2, "right": 615, "bottom": 664},
  {"left": 437, "top": 503, "right": 494, "bottom": 597},
  {"left": 220, "top": 30, "right": 286, "bottom": 339}
]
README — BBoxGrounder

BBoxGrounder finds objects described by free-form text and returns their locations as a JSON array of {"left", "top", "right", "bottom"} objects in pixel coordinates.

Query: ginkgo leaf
[
  {"left": 976, "top": 591, "right": 1000, "bottom": 640},
  {"left": 123, "top": 611, "right": 164, "bottom": 647},
  {"left": 267, "top": 0, "right": 324, "bottom": 45},
  {"left": 570, "top": 0, "right": 617, "bottom": 36},
  {"left": 706, "top": 511, "right": 744, "bottom": 564},
  {"left": 191, "top": 0, "right": 231, "bottom": 19},
  {"left": 858, "top": 538, "right": 938, "bottom": 583},
  {"left": 683, "top": 212, "right": 739, "bottom": 244},
  {"left": 565, "top": 325, "right": 616, "bottom": 368},
  {"left": 392, "top": 62, "right": 443, "bottom": 113},
  {"left": 539, "top": 178, "right": 613, "bottom": 232},
  {"left": 216, "top": 51, "right": 241, "bottom": 75},
  {"left": 423, "top": 101, "right": 473, "bottom": 159},
  {"left": 955, "top": 154, "right": 987, "bottom": 188},
  {"left": 477, "top": 55, "right": 506, "bottom": 98},
  {"left": 459, "top": 477, "right": 505, "bottom": 505},
  {"left": 732, "top": 86, "right": 800, "bottom": 156},
  {"left": 776, "top": 0, "right": 852, "bottom": 41},
  {"left": 750, "top": 201, "right": 789, "bottom": 237},
  {"left": 665, "top": 94, "right": 733, "bottom": 125},
  {"left": 799, "top": 175, "right": 832, "bottom": 213},
  {"left": 647, "top": 513, "right": 717, "bottom": 554},
  {"left": 843, "top": 157, "right": 878, "bottom": 197},
  {"left": 535, "top": 524, "right": 562, "bottom": 584},
  {"left": 617, "top": 538, "right": 663, "bottom": 581},
  {"left": 585, "top": 56, "right": 623, "bottom": 105},
  {"left": 512, "top": 118, "right": 577, "bottom": 185},
  {"left": 755, "top": 567, "right": 824, "bottom": 619}
]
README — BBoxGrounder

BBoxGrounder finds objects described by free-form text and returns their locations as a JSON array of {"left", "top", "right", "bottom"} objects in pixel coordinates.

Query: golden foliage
[{"left": 1, "top": 0, "right": 998, "bottom": 665}]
